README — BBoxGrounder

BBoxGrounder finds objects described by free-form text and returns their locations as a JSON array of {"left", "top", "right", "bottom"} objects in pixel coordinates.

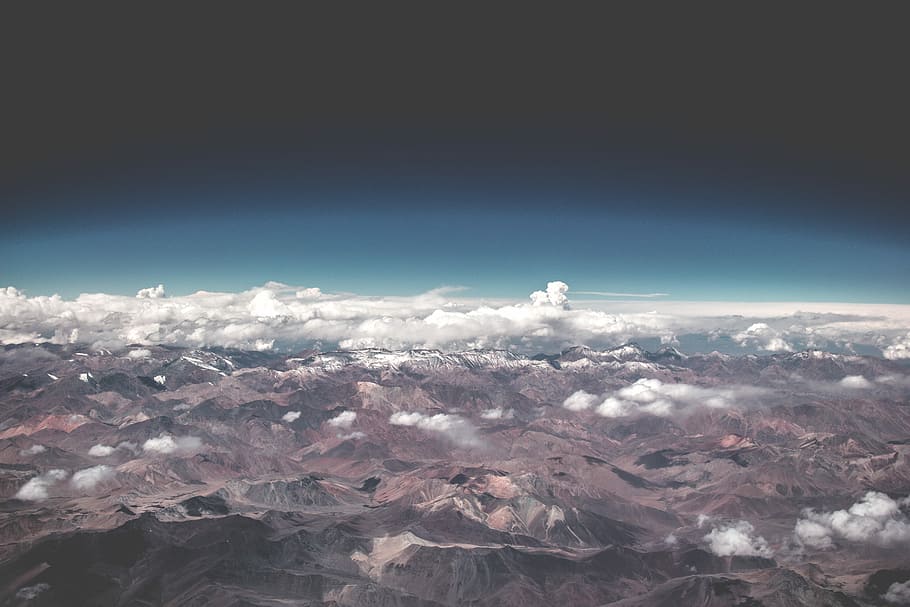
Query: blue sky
[{"left": 3, "top": 197, "right": 907, "bottom": 303}]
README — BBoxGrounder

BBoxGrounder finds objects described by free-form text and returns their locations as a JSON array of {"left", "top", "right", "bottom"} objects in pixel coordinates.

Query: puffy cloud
[
  {"left": 71, "top": 465, "right": 115, "bottom": 491},
  {"left": 480, "top": 407, "right": 514, "bottom": 420},
  {"left": 732, "top": 323, "right": 793, "bottom": 352},
  {"left": 562, "top": 390, "right": 598, "bottom": 412},
  {"left": 885, "top": 580, "right": 910, "bottom": 604},
  {"left": 884, "top": 332, "right": 910, "bottom": 360},
  {"left": 794, "top": 492, "right": 910, "bottom": 549},
  {"left": 703, "top": 520, "right": 773, "bottom": 557},
  {"left": 389, "top": 411, "right": 479, "bottom": 447},
  {"left": 19, "top": 444, "right": 46, "bottom": 456},
  {"left": 15, "top": 469, "right": 68, "bottom": 501},
  {"left": 327, "top": 410, "right": 357, "bottom": 429},
  {"left": 1, "top": 281, "right": 909, "bottom": 355},
  {"left": 88, "top": 444, "right": 116, "bottom": 457},
  {"left": 136, "top": 284, "right": 165, "bottom": 299},
  {"left": 530, "top": 281, "right": 569, "bottom": 308},
  {"left": 839, "top": 375, "right": 873, "bottom": 389},
  {"left": 281, "top": 410, "right": 301, "bottom": 423},
  {"left": 563, "top": 379, "right": 765, "bottom": 418},
  {"left": 142, "top": 433, "right": 203, "bottom": 455}
]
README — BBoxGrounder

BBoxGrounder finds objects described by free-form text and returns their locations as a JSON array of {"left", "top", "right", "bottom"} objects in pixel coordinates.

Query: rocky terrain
[{"left": 1, "top": 343, "right": 909, "bottom": 606}]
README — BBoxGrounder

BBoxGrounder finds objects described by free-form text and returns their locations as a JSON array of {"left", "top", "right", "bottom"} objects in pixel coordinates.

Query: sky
[{"left": 1, "top": 8, "right": 908, "bottom": 350}]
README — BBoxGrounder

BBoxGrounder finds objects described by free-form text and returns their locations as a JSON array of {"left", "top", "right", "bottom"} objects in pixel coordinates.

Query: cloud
[
  {"left": 142, "top": 433, "right": 203, "bottom": 455},
  {"left": 562, "top": 390, "right": 599, "bottom": 412},
  {"left": 1, "top": 281, "right": 909, "bottom": 355},
  {"left": 885, "top": 580, "right": 910, "bottom": 604},
  {"left": 19, "top": 444, "right": 46, "bottom": 456},
  {"left": 530, "top": 281, "right": 569, "bottom": 308},
  {"left": 389, "top": 411, "right": 480, "bottom": 447},
  {"left": 281, "top": 410, "right": 301, "bottom": 423},
  {"left": 338, "top": 431, "right": 366, "bottom": 440},
  {"left": 15, "top": 469, "right": 68, "bottom": 500},
  {"left": 794, "top": 492, "right": 910, "bottom": 549},
  {"left": 839, "top": 375, "right": 873, "bottom": 389},
  {"left": 89, "top": 444, "right": 116, "bottom": 457},
  {"left": 15, "top": 583, "right": 50, "bottom": 600},
  {"left": 136, "top": 284, "right": 165, "bottom": 299},
  {"left": 562, "top": 379, "right": 766, "bottom": 418},
  {"left": 127, "top": 348, "right": 152, "bottom": 359},
  {"left": 703, "top": 520, "right": 773, "bottom": 557},
  {"left": 71, "top": 465, "right": 115, "bottom": 491},
  {"left": 327, "top": 410, "right": 356, "bottom": 429},
  {"left": 480, "top": 407, "right": 514, "bottom": 420},
  {"left": 884, "top": 332, "right": 910, "bottom": 360}
]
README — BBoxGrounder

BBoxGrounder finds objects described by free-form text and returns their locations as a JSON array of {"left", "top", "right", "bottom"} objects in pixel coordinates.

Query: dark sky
[{"left": 1, "top": 7, "right": 908, "bottom": 299}]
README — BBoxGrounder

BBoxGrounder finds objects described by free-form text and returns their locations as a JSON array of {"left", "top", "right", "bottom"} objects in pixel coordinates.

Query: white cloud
[
  {"left": 282, "top": 410, "right": 301, "bottom": 423},
  {"left": 19, "top": 444, "right": 46, "bottom": 456},
  {"left": 885, "top": 580, "right": 910, "bottom": 604},
  {"left": 142, "top": 433, "right": 202, "bottom": 455},
  {"left": 71, "top": 464, "right": 115, "bottom": 491},
  {"left": 1, "top": 281, "right": 910, "bottom": 355},
  {"left": 564, "top": 379, "right": 765, "bottom": 418},
  {"left": 562, "top": 390, "right": 598, "bottom": 412},
  {"left": 15, "top": 469, "right": 68, "bottom": 501},
  {"left": 127, "top": 348, "right": 152, "bottom": 359},
  {"left": 389, "top": 411, "right": 479, "bottom": 447},
  {"left": 327, "top": 410, "right": 357, "bottom": 429},
  {"left": 703, "top": 520, "right": 772, "bottom": 557},
  {"left": 794, "top": 492, "right": 910, "bottom": 549},
  {"left": 839, "top": 375, "right": 873, "bottom": 389},
  {"left": 136, "top": 284, "right": 165, "bottom": 299},
  {"left": 338, "top": 431, "right": 366, "bottom": 440},
  {"left": 480, "top": 407, "right": 514, "bottom": 420},
  {"left": 88, "top": 444, "right": 116, "bottom": 457}
]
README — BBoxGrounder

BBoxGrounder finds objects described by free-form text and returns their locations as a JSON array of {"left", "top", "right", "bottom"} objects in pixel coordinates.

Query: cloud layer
[{"left": 2, "top": 282, "right": 910, "bottom": 355}]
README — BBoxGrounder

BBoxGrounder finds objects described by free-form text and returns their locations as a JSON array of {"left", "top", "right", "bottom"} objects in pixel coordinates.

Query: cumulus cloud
[
  {"left": 480, "top": 407, "right": 514, "bottom": 420},
  {"left": 389, "top": 411, "right": 480, "bottom": 447},
  {"left": 281, "top": 410, "right": 301, "bottom": 423},
  {"left": 89, "top": 444, "right": 116, "bottom": 457},
  {"left": 327, "top": 410, "right": 357, "bottom": 429},
  {"left": 19, "top": 444, "right": 46, "bottom": 456},
  {"left": 562, "top": 379, "right": 765, "bottom": 418},
  {"left": 142, "top": 433, "right": 203, "bottom": 455},
  {"left": 1, "top": 282, "right": 909, "bottom": 355},
  {"left": 71, "top": 465, "right": 115, "bottom": 491},
  {"left": 703, "top": 520, "right": 773, "bottom": 557},
  {"left": 794, "top": 492, "right": 910, "bottom": 549},
  {"left": 839, "top": 375, "right": 873, "bottom": 389},
  {"left": 136, "top": 284, "right": 165, "bottom": 299},
  {"left": 885, "top": 580, "right": 910, "bottom": 604},
  {"left": 15, "top": 469, "right": 68, "bottom": 501}
]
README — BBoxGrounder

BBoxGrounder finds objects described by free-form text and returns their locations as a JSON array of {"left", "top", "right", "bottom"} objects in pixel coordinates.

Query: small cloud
[
  {"left": 480, "top": 407, "right": 514, "bottom": 420},
  {"left": 282, "top": 410, "right": 301, "bottom": 423},
  {"left": 16, "top": 583, "right": 50, "bottom": 600},
  {"left": 136, "top": 284, "right": 166, "bottom": 299},
  {"left": 839, "top": 375, "right": 872, "bottom": 389},
  {"left": 19, "top": 444, "right": 46, "bottom": 456},
  {"left": 389, "top": 411, "right": 479, "bottom": 447},
  {"left": 142, "top": 433, "right": 202, "bottom": 455},
  {"left": 327, "top": 410, "right": 357, "bottom": 429},
  {"left": 127, "top": 348, "right": 152, "bottom": 359},
  {"left": 338, "top": 431, "right": 366, "bottom": 440},
  {"left": 530, "top": 280, "right": 569, "bottom": 308},
  {"left": 664, "top": 533, "right": 678, "bottom": 547},
  {"left": 71, "top": 465, "right": 115, "bottom": 491},
  {"left": 15, "top": 469, "right": 68, "bottom": 501},
  {"left": 88, "top": 444, "right": 116, "bottom": 457},
  {"left": 562, "top": 390, "right": 598, "bottom": 412},
  {"left": 703, "top": 520, "right": 772, "bottom": 557}
]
